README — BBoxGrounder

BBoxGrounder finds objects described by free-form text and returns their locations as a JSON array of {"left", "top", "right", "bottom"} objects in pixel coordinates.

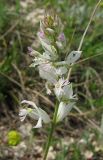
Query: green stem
[{"left": 43, "top": 102, "right": 59, "bottom": 160}]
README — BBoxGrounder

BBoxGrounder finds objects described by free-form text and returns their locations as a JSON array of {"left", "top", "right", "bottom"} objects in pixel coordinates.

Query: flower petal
[
  {"left": 33, "top": 117, "right": 42, "bottom": 128},
  {"left": 29, "top": 109, "right": 39, "bottom": 120},
  {"left": 58, "top": 33, "right": 65, "bottom": 42},
  {"left": 38, "top": 108, "right": 50, "bottom": 124},
  {"left": 21, "top": 100, "right": 38, "bottom": 110},
  {"left": 57, "top": 102, "right": 75, "bottom": 122},
  {"left": 38, "top": 64, "right": 57, "bottom": 84},
  {"left": 38, "top": 33, "right": 58, "bottom": 61},
  {"left": 56, "top": 66, "right": 67, "bottom": 76},
  {"left": 19, "top": 109, "right": 28, "bottom": 122},
  {"left": 66, "top": 51, "right": 82, "bottom": 65},
  {"left": 56, "top": 41, "right": 63, "bottom": 49},
  {"left": 54, "top": 86, "right": 63, "bottom": 100},
  {"left": 28, "top": 47, "right": 41, "bottom": 57},
  {"left": 30, "top": 57, "right": 44, "bottom": 68},
  {"left": 63, "top": 83, "right": 73, "bottom": 99}
]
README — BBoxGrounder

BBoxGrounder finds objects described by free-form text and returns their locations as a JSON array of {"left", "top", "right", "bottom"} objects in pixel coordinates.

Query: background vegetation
[{"left": 0, "top": 0, "right": 103, "bottom": 159}]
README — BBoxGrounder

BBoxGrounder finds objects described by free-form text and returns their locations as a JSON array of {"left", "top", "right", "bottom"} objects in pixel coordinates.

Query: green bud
[{"left": 7, "top": 130, "right": 21, "bottom": 146}]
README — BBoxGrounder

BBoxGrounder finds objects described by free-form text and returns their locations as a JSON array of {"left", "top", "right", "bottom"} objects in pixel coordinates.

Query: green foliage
[
  {"left": 95, "top": 98, "right": 103, "bottom": 107},
  {"left": 55, "top": 145, "right": 68, "bottom": 160},
  {"left": 0, "top": 0, "right": 8, "bottom": 32},
  {"left": 71, "top": 144, "right": 83, "bottom": 160},
  {"left": 7, "top": 130, "right": 21, "bottom": 146},
  {"left": 15, "top": 0, "right": 20, "bottom": 13}
]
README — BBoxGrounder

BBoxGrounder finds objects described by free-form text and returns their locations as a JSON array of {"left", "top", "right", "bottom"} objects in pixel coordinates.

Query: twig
[
  {"left": 0, "top": 70, "right": 54, "bottom": 107},
  {"left": 0, "top": 71, "right": 21, "bottom": 87},
  {"left": 12, "top": 63, "right": 25, "bottom": 95},
  {"left": 78, "top": 91, "right": 94, "bottom": 110},
  {"left": 75, "top": 52, "right": 103, "bottom": 65},
  {"left": 20, "top": 32, "right": 35, "bottom": 40},
  {"left": 26, "top": 88, "right": 54, "bottom": 107},
  {"left": 84, "top": 84, "right": 95, "bottom": 110},
  {"left": 74, "top": 106, "right": 101, "bottom": 132}
]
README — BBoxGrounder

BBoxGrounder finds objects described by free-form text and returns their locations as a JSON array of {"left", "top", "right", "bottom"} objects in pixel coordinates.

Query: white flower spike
[{"left": 19, "top": 100, "right": 50, "bottom": 128}]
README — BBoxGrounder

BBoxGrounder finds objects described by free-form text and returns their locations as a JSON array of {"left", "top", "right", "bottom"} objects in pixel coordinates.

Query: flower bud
[
  {"left": 58, "top": 33, "right": 65, "bottom": 42},
  {"left": 46, "top": 28, "right": 55, "bottom": 34},
  {"left": 27, "top": 47, "right": 34, "bottom": 56},
  {"left": 38, "top": 31, "right": 45, "bottom": 39}
]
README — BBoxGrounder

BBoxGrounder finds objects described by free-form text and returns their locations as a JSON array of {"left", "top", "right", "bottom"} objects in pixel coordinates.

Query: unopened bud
[
  {"left": 58, "top": 33, "right": 65, "bottom": 42},
  {"left": 46, "top": 28, "right": 54, "bottom": 34},
  {"left": 38, "top": 31, "right": 45, "bottom": 39}
]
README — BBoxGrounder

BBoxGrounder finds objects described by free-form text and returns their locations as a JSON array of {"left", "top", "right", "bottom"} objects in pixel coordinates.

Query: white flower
[
  {"left": 19, "top": 109, "right": 28, "bottom": 122},
  {"left": 66, "top": 51, "right": 82, "bottom": 65},
  {"left": 62, "top": 83, "right": 77, "bottom": 101},
  {"left": 54, "top": 78, "right": 69, "bottom": 100},
  {"left": 19, "top": 100, "right": 50, "bottom": 128},
  {"left": 54, "top": 78, "right": 77, "bottom": 101},
  {"left": 38, "top": 63, "right": 58, "bottom": 84},
  {"left": 57, "top": 102, "right": 75, "bottom": 122}
]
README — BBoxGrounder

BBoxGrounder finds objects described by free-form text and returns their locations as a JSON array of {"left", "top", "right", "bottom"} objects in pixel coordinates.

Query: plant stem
[{"left": 43, "top": 102, "right": 59, "bottom": 160}]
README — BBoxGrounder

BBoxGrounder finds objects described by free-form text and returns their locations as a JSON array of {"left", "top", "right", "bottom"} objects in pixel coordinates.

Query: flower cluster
[{"left": 19, "top": 13, "right": 81, "bottom": 128}]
